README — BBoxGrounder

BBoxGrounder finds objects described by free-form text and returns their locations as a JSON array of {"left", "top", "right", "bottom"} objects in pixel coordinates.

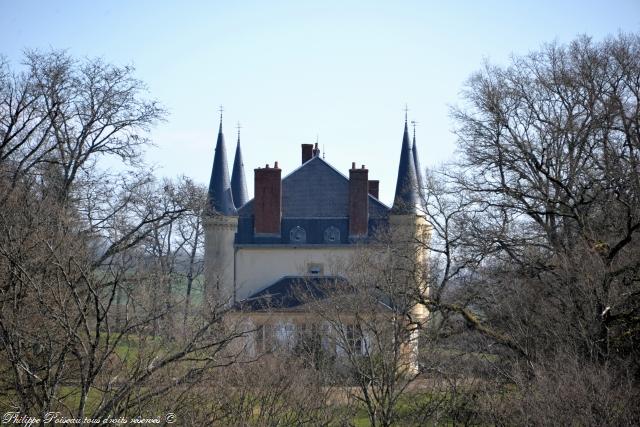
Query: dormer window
[
  {"left": 324, "top": 226, "right": 340, "bottom": 243},
  {"left": 308, "top": 263, "right": 324, "bottom": 275},
  {"left": 290, "top": 226, "right": 306, "bottom": 243}
]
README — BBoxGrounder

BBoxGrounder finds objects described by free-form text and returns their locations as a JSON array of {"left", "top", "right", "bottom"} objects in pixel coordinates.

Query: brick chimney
[
  {"left": 301, "top": 144, "right": 314, "bottom": 164},
  {"left": 254, "top": 162, "right": 282, "bottom": 235},
  {"left": 349, "top": 162, "right": 369, "bottom": 239},
  {"left": 368, "top": 180, "right": 379, "bottom": 199}
]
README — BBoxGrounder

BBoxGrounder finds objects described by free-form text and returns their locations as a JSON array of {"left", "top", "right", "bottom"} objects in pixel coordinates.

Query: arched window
[
  {"left": 290, "top": 226, "right": 306, "bottom": 243},
  {"left": 324, "top": 226, "right": 340, "bottom": 243}
]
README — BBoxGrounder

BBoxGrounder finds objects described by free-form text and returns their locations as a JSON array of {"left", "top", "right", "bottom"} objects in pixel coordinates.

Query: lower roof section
[
  {"left": 234, "top": 274, "right": 395, "bottom": 314},
  {"left": 236, "top": 275, "right": 348, "bottom": 311}
]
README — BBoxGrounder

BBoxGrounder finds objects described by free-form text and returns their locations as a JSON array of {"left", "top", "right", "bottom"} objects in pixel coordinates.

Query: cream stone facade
[{"left": 233, "top": 245, "right": 356, "bottom": 301}]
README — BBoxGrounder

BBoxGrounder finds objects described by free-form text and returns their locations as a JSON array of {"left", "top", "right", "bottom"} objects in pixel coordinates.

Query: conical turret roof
[
  {"left": 207, "top": 120, "right": 237, "bottom": 215},
  {"left": 231, "top": 128, "right": 249, "bottom": 208},
  {"left": 412, "top": 128, "right": 424, "bottom": 203},
  {"left": 392, "top": 118, "right": 419, "bottom": 214}
]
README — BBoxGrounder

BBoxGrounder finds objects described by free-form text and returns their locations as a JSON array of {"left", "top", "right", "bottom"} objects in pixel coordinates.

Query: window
[
  {"left": 336, "top": 324, "right": 367, "bottom": 356},
  {"left": 296, "top": 323, "right": 321, "bottom": 354},
  {"left": 307, "top": 263, "right": 324, "bottom": 275},
  {"left": 346, "top": 324, "right": 365, "bottom": 355},
  {"left": 324, "top": 226, "right": 340, "bottom": 243},
  {"left": 290, "top": 226, "right": 306, "bottom": 243},
  {"left": 275, "top": 321, "right": 296, "bottom": 349},
  {"left": 254, "top": 324, "right": 265, "bottom": 355},
  {"left": 254, "top": 323, "right": 276, "bottom": 354},
  {"left": 321, "top": 322, "right": 334, "bottom": 353}
]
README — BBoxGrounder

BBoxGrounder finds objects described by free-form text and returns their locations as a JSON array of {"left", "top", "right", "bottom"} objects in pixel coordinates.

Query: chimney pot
[
  {"left": 274, "top": 161, "right": 279, "bottom": 168},
  {"left": 351, "top": 162, "right": 356, "bottom": 169}
]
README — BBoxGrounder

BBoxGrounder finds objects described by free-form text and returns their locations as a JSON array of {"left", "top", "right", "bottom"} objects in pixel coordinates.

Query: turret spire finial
[
  {"left": 236, "top": 121, "right": 242, "bottom": 143},
  {"left": 404, "top": 104, "right": 409, "bottom": 123},
  {"left": 218, "top": 105, "right": 224, "bottom": 122}
]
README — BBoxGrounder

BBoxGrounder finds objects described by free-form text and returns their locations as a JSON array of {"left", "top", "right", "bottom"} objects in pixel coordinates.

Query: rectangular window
[
  {"left": 255, "top": 324, "right": 278, "bottom": 353},
  {"left": 253, "top": 325, "right": 264, "bottom": 356},
  {"left": 307, "top": 263, "right": 324, "bottom": 275},
  {"left": 321, "top": 322, "right": 334, "bottom": 354},
  {"left": 297, "top": 323, "right": 321, "bottom": 354},
  {"left": 346, "top": 324, "right": 364, "bottom": 355},
  {"left": 276, "top": 321, "right": 296, "bottom": 349}
]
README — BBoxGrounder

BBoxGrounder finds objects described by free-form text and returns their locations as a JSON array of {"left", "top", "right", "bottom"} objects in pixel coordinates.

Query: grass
[
  {"left": 58, "top": 385, "right": 104, "bottom": 415},
  {"left": 340, "top": 386, "right": 489, "bottom": 426},
  {"left": 168, "top": 275, "right": 205, "bottom": 304},
  {"left": 1, "top": 375, "right": 493, "bottom": 426},
  {"left": 352, "top": 411, "right": 372, "bottom": 426}
]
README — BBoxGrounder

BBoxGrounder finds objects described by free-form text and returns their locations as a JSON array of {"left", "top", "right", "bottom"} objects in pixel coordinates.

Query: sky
[{"left": 1, "top": 1, "right": 639, "bottom": 205}]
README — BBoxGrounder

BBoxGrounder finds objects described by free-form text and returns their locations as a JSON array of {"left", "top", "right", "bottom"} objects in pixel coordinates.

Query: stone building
[{"left": 204, "top": 114, "right": 428, "bottom": 367}]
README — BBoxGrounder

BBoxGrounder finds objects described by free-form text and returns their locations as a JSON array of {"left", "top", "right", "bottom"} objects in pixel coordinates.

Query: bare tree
[
  {"left": 402, "top": 32, "right": 640, "bottom": 424},
  {"left": 0, "top": 50, "right": 245, "bottom": 424},
  {"left": 448, "top": 32, "right": 640, "bottom": 364},
  {"left": 172, "top": 178, "right": 206, "bottom": 325},
  {"left": 0, "top": 50, "right": 162, "bottom": 198},
  {"left": 186, "top": 354, "right": 349, "bottom": 426}
]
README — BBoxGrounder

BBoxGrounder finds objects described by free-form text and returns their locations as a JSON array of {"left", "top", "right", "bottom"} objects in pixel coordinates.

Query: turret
[
  {"left": 204, "top": 110, "right": 238, "bottom": 305},
  {"left": 391, "top": 116, "right": 419, "bottom": 214},
  {"left": 231, "top": 124, "right": 249, "bottom": 209},
  {"left": 390, "top": 112, "right": 430, "bottom": 375},
  {"left": 208, "top": 116, "right": 237, "bottom": 216},
  {"left": 411, "top": 122, "right": 424, "bottom": 204}
]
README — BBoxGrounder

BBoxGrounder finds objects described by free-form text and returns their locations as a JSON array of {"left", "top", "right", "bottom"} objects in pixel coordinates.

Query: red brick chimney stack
[
  {"left": 301, "top": 144, "right": 313, "bottom": 164},
  {"left": 254, "top": 162, "right": 282, "bottom": 236},
  {"left": 349, "top": 163, "right": 369, "bottom": 239},
  {"left": 368, "top": 180, "right": 379, "bottom": 199}
]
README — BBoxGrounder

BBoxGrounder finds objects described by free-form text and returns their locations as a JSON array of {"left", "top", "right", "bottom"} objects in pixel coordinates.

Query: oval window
[
  {"left": 290, "top": 226, "right": 307, "bottom": 243},
  {"left": 324, "top": 226, "right": 340, "bottom": 243}
]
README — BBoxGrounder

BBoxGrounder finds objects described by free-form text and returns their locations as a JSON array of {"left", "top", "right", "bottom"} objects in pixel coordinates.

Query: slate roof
[
  {"left": 238, "top": 156, "right": 389, "bottom": 219},
  {"left": 207, "top": 122, "right": 237, "bottom": 215},
  {"left": 235, "top": 217, "right": 389, "bottom": 244},
  {"left": 412, "top": 132, "right": 424, "bottom": 198},
  {"left": 412, "top": 131, "right": 427, "bottom": 209},
  {"left": 236, "top": 275, "right": 348, "bottom": 310},
  {"left": 231, "top": 133, "right": 249, "bottom": 209},
  {"left": 392, "top": 120, "right": 419, "bottom": 214},
  {"left": 236, "top": 275, "right": 395, "bottom": 312}
]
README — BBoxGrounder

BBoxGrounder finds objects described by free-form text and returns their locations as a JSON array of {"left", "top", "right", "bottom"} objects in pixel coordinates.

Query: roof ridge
[
  {"left": 280, "top": 155, "right": 348, "bottom": 182},
  {"left": 244, "top": 274, "right": 348, "bottom": 299}
]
